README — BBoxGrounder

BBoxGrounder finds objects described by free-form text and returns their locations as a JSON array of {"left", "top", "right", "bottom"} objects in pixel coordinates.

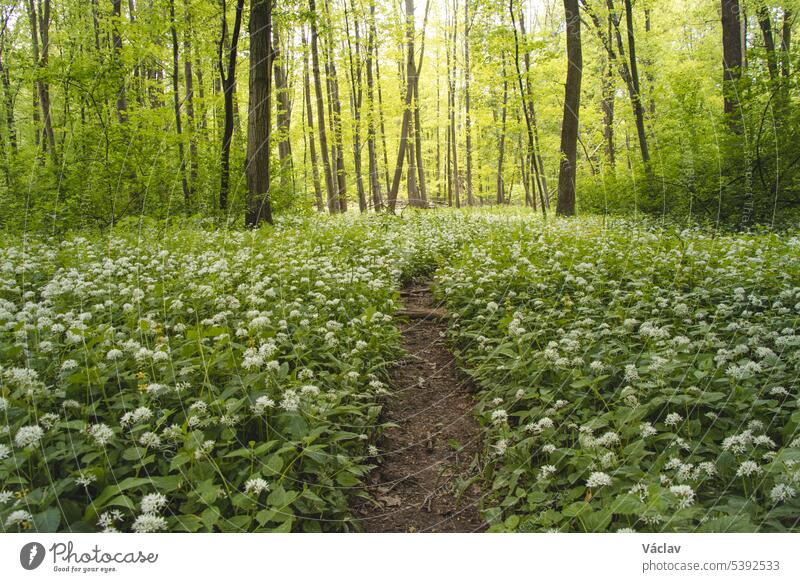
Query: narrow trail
[{"left": 355, "top": 281, "right": 485, "bottom": 532}]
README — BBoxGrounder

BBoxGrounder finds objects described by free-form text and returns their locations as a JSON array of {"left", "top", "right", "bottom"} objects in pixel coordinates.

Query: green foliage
[{"left": 438, "top": 214, "right": 800, "bottom": 532}]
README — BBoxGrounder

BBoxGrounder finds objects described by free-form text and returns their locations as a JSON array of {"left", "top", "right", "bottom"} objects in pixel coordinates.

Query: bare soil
[{"left": 354, "top": 282, "right": 485, "bottom": 532}]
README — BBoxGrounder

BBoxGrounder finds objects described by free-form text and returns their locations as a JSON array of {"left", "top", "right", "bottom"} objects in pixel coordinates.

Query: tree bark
[
  {"left": 344, "top": 2, "right": 367, "bottom": 212},
  {"left": 464, "top": 0, "right": 473, "bottom": 205},
  {"left": 496, "top": 53, "right": 508, "bottom": 204},
  {"left": 218, "top": 0, "right": 244, "bottom": 210},
  {"left": 245, "top": 0, "right": 273, "bottom": 227},
  {"left": 322, "top": 0, "right": 347, "bottom": 212},
  {"left": 721, "top": 0, "right": 743, "bottom": 131},
  {"left": 28, "top": 0, "right": 57, "bottom": 166},
  {"left": 168, "top": 0, "right": 190, "bottom": 206},
  {"left": 365, "top": 1, "right": 383, "bottom": 211},
  {"left": 303, "top": 29, "right": 324, "bottom": 211},
  {"left": 273, "top": 25, "right": 294, "bottom": 195},
  {"left": 0, "top": 12, "right": 16, "bottom": 154},
  {"left": 183, "top": 0, "right": 198, "bottom": 197},
  {"left": 309, "top": 0, "right": 337, "bottom": 213},
  {"left": 556, "top": 0, "right": 582, "bottom": 216},
  {"left": 388, "top": 0, "right": 418, "bottom": 211}
]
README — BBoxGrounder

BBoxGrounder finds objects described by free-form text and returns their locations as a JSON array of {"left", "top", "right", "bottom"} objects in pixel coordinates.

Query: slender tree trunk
[
  {"left": 450, "top": 0, "right": 461, "bottom": 208},
  {"left": 366, "top": 1, "right": 383, "bottom": 211},
  {"left": 245, "top": 0, "right": 273, "bottom": 227},
  {"left": 556, "top": 0, "right": 581, "bottom": 216},
  {"left": 412, "top": 0, "right": 431, "bottom": 205},
  {"left": 374, "top": 41, "right": 391, "bottom": 195},
  {"left": 388, "top": 0, "right": 417, "bottom": 211},
  {"left": 169, "top": 0, "right": 190, "bottom": 206},
  {"left": 496, "top": 53, "right": 508, "bottom": 204},
  {"left": 721, "top": 0, "right": 743, "bottom": 131},
  {"left": 464, "top": 0, "right": 473, "bottom": 205},
  {"left": 273, "top": 25, "right": 294, "bottom": 195},
  {"left": 621, "top": 0, "right": 650, "bottom": 169},
  {"left": 183, "top": 0, "right": 198, "bottom": 198},
  {"left": 0, "top": 20, "right": 16, "bottom": 154},
  {"left": 322, "top": 0, "right": 347, "bottom": 212},
  {"left": 309, "top": 0, "right": 337, "bottom": 213},
  {"left": 28, "top": 0, "right": 57, "bottom": 166},
  {"left": 110, "top": 0, "right": 128, "bottom": 125},
  {"left": 601, "top": 13, "right": 615, "bottom": 170},
  {"left": 781, "top": 9, "right": 791, "bottom": 78},
  {"left": 304, "top": 30, "right": 324, "bottom": 211},
  {"left": 344, "top": 3, "right": 367, "bottom": 212},
  {"left": 758, "top": 5, "right": 778, "bottom": 80},
  {"left": 219, "top": 0, "right": 245, "bottom": 210},
  {"left": 510, "top": 1, "right": 545, "bottom": 214}
]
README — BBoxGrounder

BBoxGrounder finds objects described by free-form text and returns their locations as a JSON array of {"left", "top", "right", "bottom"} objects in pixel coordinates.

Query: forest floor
[{"left": 354, "top": 281, "right": 486, "bottom": 532}]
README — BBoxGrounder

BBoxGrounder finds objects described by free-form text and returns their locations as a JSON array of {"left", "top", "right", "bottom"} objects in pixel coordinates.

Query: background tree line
[{"left": 0, "top": 0, "right": 797, "bottom": 231}]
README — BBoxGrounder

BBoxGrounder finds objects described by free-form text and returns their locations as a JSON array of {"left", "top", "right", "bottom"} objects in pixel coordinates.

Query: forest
[
  {"left": 0, "top": 0, "right": 798, "bottom": 227},
  {"left": 1, "top": 0, "right": 800, "bottom": 535}
]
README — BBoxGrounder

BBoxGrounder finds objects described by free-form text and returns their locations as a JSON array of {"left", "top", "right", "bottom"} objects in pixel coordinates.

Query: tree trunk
[
  {"left": 303, "top": 29, "right": 324, "bottom": 211},
  {"left": 556, "top": 0, "right": 582, "bottom": 216},
  {"left": 450, "top": 0, "right": 461, "bottom": 208},
  {"left": 412, "top": 1, "right": 431, "bottom": 206},
  {"left": 496, "top": 53, "right": 508, "bottom": 204},
  {"left": 510, "top": 1, "right": 545, "bottom": 215},
  {"left": 601, "top": 13, "right": 615, "bottom": 170},
  {"left": 169, "top": 0, "right": 190, "bottom": 206},
  {"left": 781, "top": 9, "right": 791, "bottom": 78},
  {"left": 758, "top": 5, "right": 778, "bottom": 80},
  {"left": 0, "top": 17, "right": 16, "bottom": 154},
  {"left": 344, "top": 3, "right": 367, "bottom": 212},
  {"left": 464, "top": 0, "right": 473, "bottom": 205},
  {"left": 245, "top": 0, "right": 273, "bottom": 227},
  {"left": 183, "top": 0, "right": 198, "bottom": 198},
  {"left": 388, "top": 0, "right": 418, "bottom": 211},
  {"left": 219, "top": 0, "right": 245, "bottom": 210},
  {"left": 322, "top": 0, "right": 347, "bottom": 212},
  {"left": 28, "top": 0, "right": 57, "bottom": 166},
  {"left": 366, "top": 1, "right": 383, "bottom": 211},
  {"left": 309, "top": 0, "right": 337, "bottom": 213},
  {"left": 721, "top": 0, "right": 743, "bottom": 131},
  {"left": 273, "top": 25, "right": 294, "bottom": 195}
]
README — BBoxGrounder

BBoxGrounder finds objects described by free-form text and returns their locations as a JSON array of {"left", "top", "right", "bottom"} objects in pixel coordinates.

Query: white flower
[
  {"left": 140, "top": 493, "right": 168, "bottom": 514},
  {"left": 14, "top": 425, "right": 44, "bottom": 449},
  {"left": 586, "top": 471, "right": 612, "bottom": 488},
  {"left": 0, "top": 444, "right": 10, "bottom": 459},
  {"left": 664, "top": 412, "right": 683, "bottom": 427},
  {"left": 623, "top": 364, "right": 640, "bottom": 383},
  {"left": 5, "top": 509, "right": 33, "bottom": 527},
  {"left": 669, "top": 484, "right": 696, "bottom": 508},
  {"left": 139, "top": 432, "right": 161, "bottom": 448},
  {"left": 61, "top": 359, "right": 79, "bottom": 371},
  {"left": 769, "top": 483, "right": 796, "bottom": 504},
  {"left": 244, "top": 478, "right": 270, "bottom": 496},
  {"left": 491, "top": 409, "right": 508, "bottom": 424},
  {"left": 736, "top": 460, "right": 761, "bottom": 477},
  {"left": 493, "top": 439, "right": 508, "bottom": 456},
  {"left": 280, "top": 390, "right": 300, "bottom": 412},
  {"left": 640, "top": 422, "right": 657, "bottom": 438},
  {"left": 538, "top": 465, "right": 557, "bottom": 480},
  {"left": 75, "top": 473, "right": 97, "bottom": 488},
  {"left": 132, "top": 513, "right": 167, "bottom": 533},
  {"left": 88, "top": 423, "right": 114, "bottom": 446},
  {"left": 251, "top": 395, "right": 275, "bottom": 414},
  {"left": 106, "top": 349, "right": 123, "bottom": 361}
]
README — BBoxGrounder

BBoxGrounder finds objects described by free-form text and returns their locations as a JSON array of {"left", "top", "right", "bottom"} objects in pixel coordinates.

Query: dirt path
[{"left": 355, "top": 282, "right": 485, "bottom": 532}]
